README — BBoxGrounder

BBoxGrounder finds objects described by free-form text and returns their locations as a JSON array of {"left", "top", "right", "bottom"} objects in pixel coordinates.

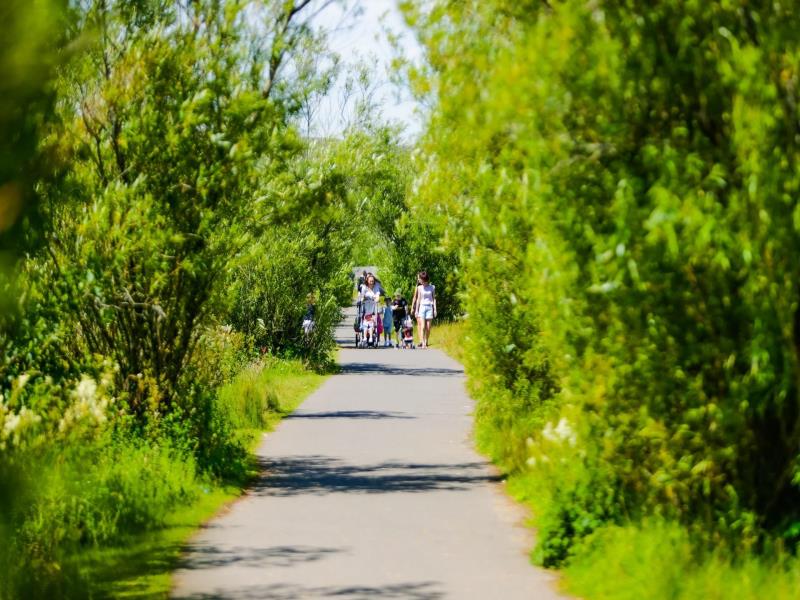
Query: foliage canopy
[{"left": 405, "top": 0, "right": 800, "bottom": 564}]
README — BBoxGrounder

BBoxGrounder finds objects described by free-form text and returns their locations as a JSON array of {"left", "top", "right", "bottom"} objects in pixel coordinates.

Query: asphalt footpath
[{"left": 171, "top": 306, "right": 566, "bottom": 599}]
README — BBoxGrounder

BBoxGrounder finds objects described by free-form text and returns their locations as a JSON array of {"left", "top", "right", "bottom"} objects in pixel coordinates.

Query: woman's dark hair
[
  {"left": 418, "top": 271, "right": 430, "bottom": 284},
  {"left": 366, "top": 273, "right": 376, "bottom": 286}
]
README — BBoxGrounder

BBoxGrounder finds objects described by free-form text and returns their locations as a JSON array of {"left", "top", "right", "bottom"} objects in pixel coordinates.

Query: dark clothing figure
[{"left": 391, "top": 297, "right": 408, "bottom": 332}]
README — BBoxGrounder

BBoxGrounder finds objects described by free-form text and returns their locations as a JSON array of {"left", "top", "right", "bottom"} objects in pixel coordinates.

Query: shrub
[
  {"left": 407, "top": 0, "right": 800, "bottom": 562},
  {"left": 0, "top": 429, "right": 200, "bottom": 599},
  {"left": 228, "top": 231, "right": 345, "bottom": 367}
]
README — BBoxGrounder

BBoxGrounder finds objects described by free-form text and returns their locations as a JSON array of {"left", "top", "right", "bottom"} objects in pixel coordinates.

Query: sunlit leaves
[{"left": 408, "top": 0, "right": 800, "bottom": 559}]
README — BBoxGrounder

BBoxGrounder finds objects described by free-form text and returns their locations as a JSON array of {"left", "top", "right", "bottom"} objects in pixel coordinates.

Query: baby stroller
[
  {"left": 355, "top": 301, "right": 380, "bottom": 348},
  {"left": 400, "top": 315, "right": 415, "bottom": 349},
  {"left": 361, "top": 313, "right": 378, "bottom": 348}
]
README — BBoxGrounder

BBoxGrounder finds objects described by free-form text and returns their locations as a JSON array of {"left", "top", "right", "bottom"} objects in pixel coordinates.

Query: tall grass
[
  {"left": 566, "top": 522, "right": 800, "bottom": 600},
  {"left": 431, "top": 319, "right": 468, "bottom": 364},
  {"left": 1, "top": 435, "right": 201, "bottom": 599},
  {"left": 217, "top": 356, "right": 327, "bottom": 438},
  {"left": 0, "top": 357, "right": 326, "bottom": 600}
]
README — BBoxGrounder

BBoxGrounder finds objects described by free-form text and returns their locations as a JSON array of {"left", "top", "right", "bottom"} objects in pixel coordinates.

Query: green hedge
[{"left": 407, "top": 0, "right": 800, "bottom": 564}]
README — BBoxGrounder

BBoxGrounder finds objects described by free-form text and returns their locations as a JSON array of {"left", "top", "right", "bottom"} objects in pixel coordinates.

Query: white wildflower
[
  {"left": 554, "top": 417, "right": 577, "bottom": 446},
  {"left": 59, "top": 375, "right": 112, "bottom": 432},
  {"left": 3, "top": 412, "right": 19, "bottom": 437},
  {"left": 16, "top": 373, "right": 31, "bottom": 389},
  {"left": 542, "top": 417, "right": 577, "bottom": 446},
  {"left": 75, "top": 376, "right": 97, "bottom": 404},
  {"left": 1, "top": 404, "right": 42, "bottom": 448}
]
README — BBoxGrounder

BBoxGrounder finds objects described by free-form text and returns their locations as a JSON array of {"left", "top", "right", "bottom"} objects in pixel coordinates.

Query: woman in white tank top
[{"left": 411, "top": 270, "right": 437, "bottom": 348}]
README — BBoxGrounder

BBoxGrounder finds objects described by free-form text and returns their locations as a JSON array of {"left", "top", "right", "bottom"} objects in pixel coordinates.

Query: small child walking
[{"left": 382, "top": 297, "right": 394, "bottom": 347}]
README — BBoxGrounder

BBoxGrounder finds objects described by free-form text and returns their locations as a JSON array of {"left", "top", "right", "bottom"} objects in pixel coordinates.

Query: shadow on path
[
  {"left": 252, "top": 456, "right": 500, "bottom": 497},
  {"left": 285, "top": 410, "right": 414, "bottom": 421},
  {"left": 179, "top": 545, "right": 343, "bottom": 571},
  {"left": 340, "top": 362, "right": 463, "bottom": 377},
  {"left": 176, "top": 580, "right": 444, "bottom": 600}
]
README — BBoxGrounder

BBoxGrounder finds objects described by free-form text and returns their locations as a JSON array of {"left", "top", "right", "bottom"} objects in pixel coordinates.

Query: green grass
[
  {"left": 217, "top": 356, "right": 328, "bottom": 439},
  {"left": 565, "top": 522, "right": 800, "bottom": 600},
  {"left": 62, "top": 357, "right": 327, "bottom": 600},
  {"left": 70, "top": 485, "right": 236, "bottom": 599},
  {"left": 432, "top": 319, "right": 468, "bottom": 364}
]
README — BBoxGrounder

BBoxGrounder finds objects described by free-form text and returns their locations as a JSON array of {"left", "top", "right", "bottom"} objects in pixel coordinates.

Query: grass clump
[
  {"left": 432, "top": 320, "right": 468, "bottom": 364},
  {"left": 565, "top": 522, "right": 800, "bottom": 600},
  {"left": 0, "top": 357, "right": 326, "bottom": 600},
  {"left": 217, "top": 356, "right": 327, "bottom": 439}
]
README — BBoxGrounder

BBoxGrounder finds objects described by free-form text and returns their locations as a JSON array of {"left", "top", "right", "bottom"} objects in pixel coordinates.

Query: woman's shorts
[{"left": 417, "top": 305, "right": 435, "bottom": 320}]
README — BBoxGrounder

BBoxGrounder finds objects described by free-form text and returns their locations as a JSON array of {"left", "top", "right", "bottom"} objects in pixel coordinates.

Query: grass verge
[
  {"left": 431, "top": 319, "right": 467, "bottom": 364},
  {"left": 564, "top": 521, "right": 800, "bottom": 600},
  {"left": 66, "top": 357, "right": 327, "bottom": 599}
]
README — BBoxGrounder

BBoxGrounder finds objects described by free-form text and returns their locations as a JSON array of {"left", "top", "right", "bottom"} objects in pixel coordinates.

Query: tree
[{"left": 406, "top": 0, "right": 800, "bottom": 560}]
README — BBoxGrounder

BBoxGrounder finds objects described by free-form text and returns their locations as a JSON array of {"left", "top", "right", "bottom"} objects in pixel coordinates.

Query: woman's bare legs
[
  {"left": 417, "top": 315, "right": 425, "bottom": 347},
  {"left": 424, "top": 319, "right": 432, "bottom": 347}
]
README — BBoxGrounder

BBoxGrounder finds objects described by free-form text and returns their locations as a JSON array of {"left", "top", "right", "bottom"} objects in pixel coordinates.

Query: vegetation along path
[{"left": 171, "top": 306, "right": 564, "bottom": 599}]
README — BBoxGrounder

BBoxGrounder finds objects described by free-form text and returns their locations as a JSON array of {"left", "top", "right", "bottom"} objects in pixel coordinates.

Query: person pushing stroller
[{"left": 358, "top": 273, "right": 381, "bottom": 347}]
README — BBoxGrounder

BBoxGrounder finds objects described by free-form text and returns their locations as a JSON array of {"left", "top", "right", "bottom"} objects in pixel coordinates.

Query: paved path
[{"left": 172, "top": 308, "right": 565, "bottom": 599}]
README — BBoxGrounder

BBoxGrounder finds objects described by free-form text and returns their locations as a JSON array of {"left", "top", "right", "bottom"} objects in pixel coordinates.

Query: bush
[
  {"left": 0, "top": 1, "right": 397, "bottom": 597},
  {"left": 228, "top": 231, "right": 346, "bottom": 368},
  {"left": 0, "top": 430, "right": 200, "bottom": 599},
  {"left": 407, "top": 0, "right": 800, "bottom": 566},
  {"left": 0, "top": 354, "right": 326, "bottom": 600}
]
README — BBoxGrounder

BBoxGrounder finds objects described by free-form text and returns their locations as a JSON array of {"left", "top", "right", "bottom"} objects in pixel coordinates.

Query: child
[
  {"left": 401, "top": 315, "right": 415, "bottom": 349},
  {"left": 391, "top": 290, "right": 408, "bottom": 347},
  {"left": 362, "top": 313, "right": 376, "bottom": 346},
  {"left": 382, "top": 297, "right": 394, "bottom": 347}
]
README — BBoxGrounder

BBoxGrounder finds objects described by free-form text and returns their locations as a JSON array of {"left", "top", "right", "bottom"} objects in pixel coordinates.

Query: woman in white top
[
  {"left": 411, "top": 270, "right": 436, "bottom": 348},
  {"left": 359, "top": 273, "right": 381, "bottom": 345}
]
